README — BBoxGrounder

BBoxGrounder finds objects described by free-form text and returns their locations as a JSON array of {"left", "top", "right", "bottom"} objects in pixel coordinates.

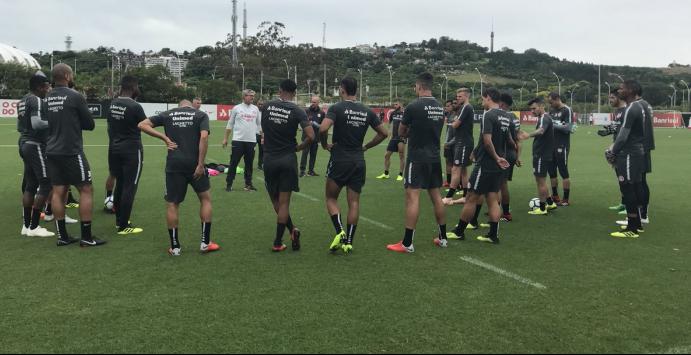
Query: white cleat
[
  {"left": 617, "top": 218, "right": 650, "bottom": 227},
  {"left": 43, "top": 214, "right": 55, "bottom": 222},
  {"left": 21, "top": 226, "right": 29, "bottom": 236},
  {"left": 65, "top": 216, "right": 78, "bottom": 224},
  {"left": 27, "top": 227, "right": 56, "bottom": 238},
  {"left": 168, "top": 248, "right": 182, "bottom": 256}
]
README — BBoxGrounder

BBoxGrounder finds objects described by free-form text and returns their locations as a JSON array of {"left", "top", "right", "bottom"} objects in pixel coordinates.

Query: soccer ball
[
  {"left": 104, "top": 196, "right": 114, "bottom": 211},
  {"left": 529, "top": 198, "right": 541, "bottom": 210}
]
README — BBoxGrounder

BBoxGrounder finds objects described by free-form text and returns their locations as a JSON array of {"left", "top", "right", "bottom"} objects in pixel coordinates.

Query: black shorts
[
  {"left": 444, "top": 145, "right": 453, "bottom": 164},
  {"left": 326, "top": 159, "right": 366, "bottom": 193},
  {"left": 386, "top": 139, "right": 405, "bottom": 153},
  {"left": 404, "top": 160, "right": 443, "bottom": 190},
  {"left": 165, "top": 170, "right": 211, "bottom": 204},
  {"left": 549, "top": 146, "right": 570, "bottom": 179},
  {"left": 468, "top": 165, "right": 503, "bottom": 195},
  {"left": 615, "top": 153, "right": 645, "bottom": 184},
  {"left": 533, "top": 156, "right": 554, "bottom": 178},
  {"left": 263, "top": 154, "right": 299, "bottom": 196},
  {"left": 505, "top": 165, "right": 515, "bottom": 182},
  {"left": 21, "top": 142, "right": 51, "bottom": 196},
  {"left": 47, "top": 153, "right": 93, "bottom": 187},
  {"left": 644, "top": 151, "right": 652, "bottom": 174},
  {"left": 453, "top": 144, "right": 473, "bottom": 167}
]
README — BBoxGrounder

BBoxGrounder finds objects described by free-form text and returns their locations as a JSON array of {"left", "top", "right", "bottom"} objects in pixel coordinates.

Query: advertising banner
[
  {"left": 0, "top": 99, "right": 20, "bottom": 119},
  {"left": 216, "top": 105, "right": 234, "bottom": 121},
  {"left": 88, "top": 104, "right": 103, "bottom": 118},
  {"left": 652, "top": 112, "right": 682, "bottom": 127},
  {"left": 140, "top": 103, "right": 170, "bottom": 118},
  {"left": 199, "top": 104, "right": 218, "bottom": 121},
  {"left": 590, "top": 113, "right": 611, "bottom": 126}
]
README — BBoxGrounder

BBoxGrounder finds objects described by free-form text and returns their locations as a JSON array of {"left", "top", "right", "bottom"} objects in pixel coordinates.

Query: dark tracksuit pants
[
  {"left": 226, "top": 141, "right": 256, "bottom": 187},
  {"left": 256, "top": 134, "right": 263, "bottom": 168},
  {"left": 300, "top": 131, "right": 319, "bottom": 173},
  {"left": 109, "top": 148, "right": 143, "bottom": 228}
]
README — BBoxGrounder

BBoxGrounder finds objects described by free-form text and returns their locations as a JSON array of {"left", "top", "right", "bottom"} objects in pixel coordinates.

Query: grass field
[{"left": 0, "top": 120, "right": 689, "bottom": 353}]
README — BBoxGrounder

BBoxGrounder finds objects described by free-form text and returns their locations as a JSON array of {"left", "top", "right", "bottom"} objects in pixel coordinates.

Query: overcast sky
[{"left": 2, "top": 0, "right": 688, "bottom": 68}]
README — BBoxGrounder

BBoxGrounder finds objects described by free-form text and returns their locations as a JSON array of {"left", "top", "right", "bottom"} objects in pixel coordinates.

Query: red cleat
[
  {"left": 559, "top": 199, "right": 570, "bottom": 207},
  {"left": 386, "top": 241, "right": 414, "bottom": 254},
  {"left": 272, "top": 244, "right": 287, "bottom": 252},
  {"left": 201, "top": 242, "right": 220, "bottom": 254},
  {"left": 552, "top": 195, "right": 562, "bottom": 204},
  {"left": 443, "top": 182, "right": 450, "bottom": 188}
]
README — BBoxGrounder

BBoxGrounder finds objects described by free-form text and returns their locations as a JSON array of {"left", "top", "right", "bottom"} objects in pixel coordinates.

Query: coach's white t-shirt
[{"left": 227, "top": 103, "right": 261, "bottom": 143}]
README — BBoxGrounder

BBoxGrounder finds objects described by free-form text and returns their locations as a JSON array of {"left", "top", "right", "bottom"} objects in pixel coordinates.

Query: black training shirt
[
  {"left": 261, "top": 99, "right": 309, "bottom": 157},
  {"left": 45, "top": 86, "right": 95, "bottom": 156},
  {"left": 454, "top": 103, "right": 475, "bottom": 147},
  {"left": 402, "top": 97, "right": 445, "bottom": 162},
  {"left": 389, "top": 109, "right": 404, "bottom": 140},
  {"left": 550, "top": 105, "right": 573, "bottom": 148},
  {"left": 17, "top": 93, "right": 49, "bottom": 145},
  {"left": 108, "top": 97, "right": 147, "bottom": 153},
  {"left": 150, "top": 107, "right": 210, "bottom": 173},
  {"left": 326, "top": 100, "right": 382, "bottom": 162},
  {"left": 532, "top": 113, "right": 555, "bottom": 159},
  {"left": 612, "top": 101, "right": 645, "bottom": 156},
  {"left": 637, "top": 99, "right": 655, "bottom": 151},
  {"left": 475, "top": 108, "right": 508, "bottom": 172}
]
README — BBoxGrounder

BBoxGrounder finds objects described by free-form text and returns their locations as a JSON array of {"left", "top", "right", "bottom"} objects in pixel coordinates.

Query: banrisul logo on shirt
[
  {"left": 424, "top": 105, "right": 444, "bottom": 121},
  {"left": 110, "top": 104, "right": 127, "bottom": 120},
  {"left": 171, "top": 111, "right": 195, "bottom": 128},
  {"left": 268, "top": 105, "right": 290, "bottom": 124},
  {"left": 344, "top": 109, "right": 368, "bottom": 128},
  {"left": 47, "top": 95, "right": 68, "bottom": 113}
]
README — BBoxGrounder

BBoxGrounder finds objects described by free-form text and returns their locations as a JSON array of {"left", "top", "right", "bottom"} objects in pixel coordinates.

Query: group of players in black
[{"left": 16, "top": 65, "right": 653, "bottom": 255}]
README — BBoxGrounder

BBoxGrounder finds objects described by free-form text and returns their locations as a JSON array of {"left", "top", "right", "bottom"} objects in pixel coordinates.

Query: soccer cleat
[
  {"left": 446, "top": 231, "right": 465, "bottom": 241},
  {"left": 329, "top": 231, "right": 346, "bottom": 252},
  {"left": 299, "top": 172, "right": 306, "bottom": 178},
  {"left": 433, "top": 238, "right": 448, "bottom": 248},
  {"left": 609, "top": 203, "right": 626, "bottom": 211},
  {"left": 244, "top": 185, "right": 258, "bottom": 192},
  {"left": 307, "top": 171, "right": 319, "bottom": 177},
  {"left": 272, "top": 244, "right": 288, "bottom": 252},
  {"left": 477, "top": 235, "right": 500, "bottom": 244},
  {"left": 479, "top": 223, "right": 490, "bottom": 229},
  {"left": 376, "top": 173, "right": 390, "bottom": 180},
  {"left": 610, "top": 230, "right": 640, "bottom": 239},
  {"left": 200, "top": 242, "right": 221, "bottom": 254},
  {"left": 27, "top": 227, "right": 56, "bottom": 238},
  {"left": 528, "top": 209, "right": 548, "bottom": 216},
  {"left": 546, "top": 202, "right": 558, "bottom": 211},
  {"left": 620, "top": 225, "right": 645, "bottom": 233},
  {"left": 552, "top": 196, "right": 562, "bottom": 204},
  {"left": 168, "top": 248, "right": 182, "bottom": 256},
  {"left": 80, "top": 238, "right": 107, "bottom": 247},
  {"left": 559, "top": 200, "right": 570, "bottom": 207},
  {"left": 443, "top": 182, "right": 450, "bottom": 188},
  {"left": 396, "top": 175, "right": 404, "bottom": 182},
  {"left": 456, "top": 190, "right": 464, "bottom": 196},
  {"left": 290, "top": 228, "right": 301, "bottom": 251},
  {"left": 466, "top": 223, "right": 479, "bottom": 230},
  {"left": 386, "top": 242, "right": 414, "bottom": 254},
  {"left": 618, "top": 210, "right": 627, "bottom": 215},
  {"left": 65, "top": 202, "right": 79, "bottom": 209},
  {"left": 225, "top": 185, "right": 233, "bottom": 192},
  {"left": 342, "top": 244, "right": 353, "bottom": 254},
  {"left": 57, "top": 237, "right": 79, "bottom": 247},
  {"left": 44, "top": 214, "right": 54, "bottom": 222},
  {"left": 117, "top": 225, "right": 144, "bottom": 235},
  {"left": 65, "top": 215, "right": 78, "bottom": 224},
  {"left": 501, "top": 213, "right": 513, "bottom": 222},
  {"left": 21, "top": 225, "right": 29, "bottom": 236}
]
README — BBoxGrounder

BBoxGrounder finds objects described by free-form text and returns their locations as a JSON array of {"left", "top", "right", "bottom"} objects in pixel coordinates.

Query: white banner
[
  {"left": 589, "top": 113, "right": 611, "bottom": 126},
  {"left": 199, "top": 104, "right": 218, "bottom": 121},
  {"left": 0, "top": 99, "right": 20, "bottom": 119},
  {"left": 140, "top": 103, "right": 170, "bottom": 118}
]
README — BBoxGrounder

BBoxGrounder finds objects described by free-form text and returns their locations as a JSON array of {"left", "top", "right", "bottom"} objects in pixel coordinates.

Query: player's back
[
  {"left": 108, "top": 97, "right": 145, "bottom": 151},
  {"left": 404, "top": 97, "right": 445, "bottom": 162},
  {"left": 262, "top": 99, "right": 307, "bottom": 156},
  {"left": 45, "top": 86, "right": 94, "bottom": 156},
  {"left": 328, "top": 100, "right": 381, "bottom": 162}
]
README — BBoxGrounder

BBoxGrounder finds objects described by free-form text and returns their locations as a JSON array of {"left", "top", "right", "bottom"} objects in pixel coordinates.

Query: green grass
[{"left": 0, "top": 120, "right": 689, "bottom": 353}]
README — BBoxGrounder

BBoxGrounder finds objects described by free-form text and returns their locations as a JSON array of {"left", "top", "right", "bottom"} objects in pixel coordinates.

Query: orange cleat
[
  {"left": 272, "top": 244, "right": 287, "bottom": 253},
  {"left": 386, "top": 241, "right": 415, "bottom": 254},
  {"left": 200, "top": 242, "right": 221, "bottom": 254}
]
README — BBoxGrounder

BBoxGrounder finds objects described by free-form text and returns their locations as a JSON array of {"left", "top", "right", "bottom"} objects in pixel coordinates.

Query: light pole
[
  {"left": 475, "top": 68, "right": 483, "bottom": 96},
  {"left": 443, "top": 73, "right": 448, "bottom": 101},
  {"left": 173, "top": 53, "right": 182, "bottom": 85},
  {"left": 240, "top": 63, "right": 245, "bottom": 91},
  {"left": 211, "top": 66, "right": 218, "bottom": 80},
  {"left": 519, "top": 81, "right": 527, "bottom": 105},
  {"left": 670, "top": 84, "right": 677, "bottom": 109},
  {"left": 357, "top": 68, "right": 363, "bottom": 102},
  {"left": 532, "top": 78, "right": 539, "bottom": 95},
  {"left": 680, "top": 80, "right": 690, "bottom": 111},
  {"left": 669, "top": 95, "right": 674, "bottom": 109},
  {"left": 437, "top": 83, "right": 444, "bottom": 99},
  {"left": 552, "top": 72, "right": 562, "bottom": 95},
  {"left": 605, "top": 81, "right": 611, "bottom": 109},
  {"left": 282, "top": 59, "right": 290, "bottom": 78},
  {"left": 386, "top": 65, "right": 394, "bottom": 105},
  {"left": 260, "top": 70, "right": 263, "bottom": 98},
  {"left": 609, "top": 72, "right": 625, "bottom": 83}
]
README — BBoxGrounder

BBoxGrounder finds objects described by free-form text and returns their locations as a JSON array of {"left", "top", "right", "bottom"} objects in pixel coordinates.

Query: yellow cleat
[
  {"left": 611, "top": 230, "right": 640, "bottom": 239},
  {"left": 466, "top": 223, "right": 479, "bottom": 230},
  {"left": 479, "top": 223, "right": 490, "bottom": 229},
  {"left": 342, "top": 244, "right": 353, "bottom": 254},
  {"left": 547, "top": 202, "right": 558, "bottom": 211},
  {"left": 329, "top": 231, "right": 346, "bottom": 252},
  {"left": 376, "top": 173, "right": 390, "bottom": 180},
  {"left": 396, "top": 175, "right": 404, "bottom": 182},
  {"left": 528, "top": 208, "right": 548, "bottom": 216}
]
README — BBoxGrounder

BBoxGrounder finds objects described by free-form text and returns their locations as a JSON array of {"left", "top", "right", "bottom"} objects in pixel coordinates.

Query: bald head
[
  {"left": 52, "top": 63, "right": 73, "bottom": 86},
  {"left": 179, "top": 100, "right": 193, "bottom": 108}
]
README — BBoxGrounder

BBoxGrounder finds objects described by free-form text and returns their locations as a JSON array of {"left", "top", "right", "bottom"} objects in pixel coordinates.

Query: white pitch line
[
  {"left": 255, "top": 177, "right": 392, "bottom": 230},
  {"left": 460, "top": 256, "right": 547, "bottom": 290}
]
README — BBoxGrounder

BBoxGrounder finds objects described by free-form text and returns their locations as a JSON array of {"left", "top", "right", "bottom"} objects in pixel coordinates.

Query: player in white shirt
[{"left": 222, "top": 90, "right": 262, "bottom": 191}]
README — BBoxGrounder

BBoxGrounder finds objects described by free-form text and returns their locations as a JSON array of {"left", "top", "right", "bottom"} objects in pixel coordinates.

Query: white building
[
  {"left": 0, "top": 43, "right": 40, "bottom": 68},
  {"left": 145, "top": 56, "right": 188, "bottom": 80}
]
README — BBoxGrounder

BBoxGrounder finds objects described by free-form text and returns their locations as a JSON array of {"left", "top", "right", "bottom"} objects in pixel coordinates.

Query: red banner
[
  {"left": 653, "top": 112, "right": 682, "bottom": 128},
  {"left": 216, "top": 105, "right": 234, "bottom": 121}
]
